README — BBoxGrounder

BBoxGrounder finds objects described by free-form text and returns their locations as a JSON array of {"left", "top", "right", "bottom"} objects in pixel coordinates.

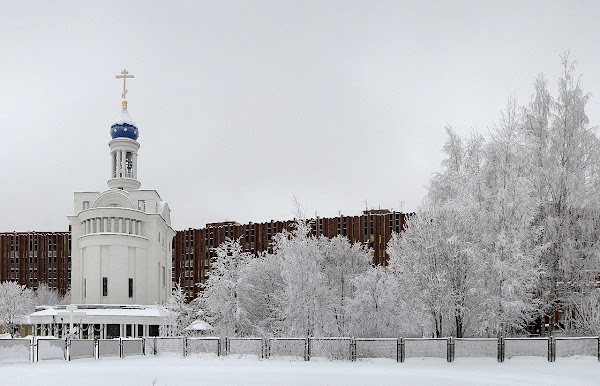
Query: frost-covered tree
[
  {"left": 474, "top": 99, "right": 541, "bottom": 336},
  {"left": 33, "top": 282, "right": 70, "bottom": 307},
  {"left": 161, "top": 282, "right": 200, "bottom": 336},
  {"left": 273, "top": 219, "right": 332, "bottom": 336},
  {"left": 200, "top": 238, "right": 254, "bottom": 336},
  {"left": 346, "top": 266, "right": 418, "bottom": 337},
  {"left": 319, "top": 235, "right": 371, "bottom": 335},
  {"left": 388, "top": 199, "right": 478, "bottom": 338},
  {"left": 522, "top": 54, "right": 600, "bottom": 333},
  {"left": 238, "top": 254, "right": 284, "bottom": 336},
  {"left": 0, "top": 281, "right": 34, "bottom": 337}
]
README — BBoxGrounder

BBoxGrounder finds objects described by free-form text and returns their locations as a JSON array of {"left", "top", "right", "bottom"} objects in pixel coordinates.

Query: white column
[
  {"left": 132, "top": 153, "right": 137, "bottom": 179},
  {"left": 111, "top": 151, "right": 115, "bottom": 178},
  {"left": 96, "top": 218, "right": 101, "bottom": 233},
  {"left": 103, "top": 218, "right": 108, "bottom": 232},
  {"left": 121, "top": 150, "right": 126, "bottom": 177},
  {"left": 137, "top": 221, "right": 142, "bottom": 236},
  {"left": 131, "top": 220, "right": 136, "bottom": 235},
  {"left": 115, "top": 150, "right": 123, "bottom": 178},
  {"left": 111, "top": 218, "right": 115, "bottom": 233},
  {"left": 119, "top": 218, "right": 123, "bottom": 233}
]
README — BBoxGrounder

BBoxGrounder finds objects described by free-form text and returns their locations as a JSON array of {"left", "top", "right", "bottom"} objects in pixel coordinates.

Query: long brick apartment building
[
  {"left": 1, "top": 209, "right": 409, "bottom": 300},
  {"left": 174, "top": 209, "right": 408, "bottom": 300},
  {"left": 0, "top": 232, "right": 71, "bottom": 295}
]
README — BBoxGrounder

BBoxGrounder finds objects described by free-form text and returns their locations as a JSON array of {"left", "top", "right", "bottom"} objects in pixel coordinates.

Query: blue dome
[{"left": 110, "top": 107, "right": 139, "bottom": 140}]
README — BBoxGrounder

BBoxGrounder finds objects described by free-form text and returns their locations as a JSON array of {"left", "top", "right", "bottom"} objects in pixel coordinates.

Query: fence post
[
  {"left": 32, "top": 338, "right": 36, "bottom": 363},
  {"left": 153, "top": 337, "right": 157, "bottom": 356},
  {"left": 548, "top": 337, "right": 555, "bottom": 362},
  {"left": 183, "top": 337, "right": 187, "bottom": 357},
  {"left": 67, "top": 338, "right": 71, "bottom": 361},
  {"left": 350, "top": 338, "right": 355, "bottom": 362},
  {"left": 447, "top": 337, "right": 454, "bottom": 362},
  {"left": 260, "top": 338, "right": 264, "bottom": 359},
  {"left": 497, "top": 336, "right": 504, "bottom": 363},
  {"left": 119, "top": 338, "right": 123, "bottom": 358},
  {"left": 305, "top": 337, "right": 311, "bottom": 361},
  {"left": 398, "top": 338, "right": 405, "bottom": 363},
  {"left": 597, "top": 337, "right": 600, "bottom": 362},
  {"left": 224, "top": 337, "right": 229, "bottom": 356},
  {"left": 94, "top": 339, "right": 99, "bottom": 359},
  {"left": 217, "top": 337, "right": 222, "bottom": 357},
  {"left": 264, "top": 338, "right": 270, "bottom": 359}
]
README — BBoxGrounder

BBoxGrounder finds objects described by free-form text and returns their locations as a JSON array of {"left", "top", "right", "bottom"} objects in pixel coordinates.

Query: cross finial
[{"left": 115, "top": 69, "right": 135, "bottom": 104}]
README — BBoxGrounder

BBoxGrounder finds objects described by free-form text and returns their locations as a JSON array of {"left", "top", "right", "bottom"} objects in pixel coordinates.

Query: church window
[
  {"left": 125, "top": 152, "right": 133, "bottom": 177},
  {"left": 138, "top": 200, "right": 146, "bottom": 211},
  {"left": 102, "top": 277, "right": 108, "bottom": 296},
  {"left": 83, "top": 201, "right": 90, "bottom": 210}
]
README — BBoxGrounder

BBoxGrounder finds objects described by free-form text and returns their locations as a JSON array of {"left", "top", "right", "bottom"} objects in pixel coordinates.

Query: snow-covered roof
[
  {"left": 29, "top": 304, "right": 165, "bottom": 325},
  {"left": 184, "top": 319, "right": 214, "bottom": 331}
]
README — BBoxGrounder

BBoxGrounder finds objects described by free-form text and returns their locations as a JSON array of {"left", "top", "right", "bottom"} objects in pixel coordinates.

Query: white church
[{"left": 29, "top": 70, "right": 176, "bottom": 339}]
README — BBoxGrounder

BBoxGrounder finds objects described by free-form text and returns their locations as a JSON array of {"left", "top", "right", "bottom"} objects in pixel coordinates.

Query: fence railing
[{"left": 1, "top": 336, "right": 598, "bottom": 363}]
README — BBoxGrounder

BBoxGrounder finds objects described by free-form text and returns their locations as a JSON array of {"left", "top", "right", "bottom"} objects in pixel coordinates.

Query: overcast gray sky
[{"left": 1, "top": 0, "right": 600, "bottom": 232}]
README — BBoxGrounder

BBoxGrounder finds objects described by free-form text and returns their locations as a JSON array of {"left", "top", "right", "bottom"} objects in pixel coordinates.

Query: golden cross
[{"left": 115, "top": 69, "right": 135, "bottom": 99}]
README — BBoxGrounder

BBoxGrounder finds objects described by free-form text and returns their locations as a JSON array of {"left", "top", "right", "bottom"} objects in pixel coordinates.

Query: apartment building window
[
  {"left": 102, "top": 277, "right": 108, "bottom": 296},
  {"left": 129, "top": 278, "right": 133, "bottom": 298}
]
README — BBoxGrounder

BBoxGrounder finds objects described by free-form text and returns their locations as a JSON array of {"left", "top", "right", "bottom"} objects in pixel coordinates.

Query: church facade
[{"left": 29, "top": 70, "right": 175, "bottom": 338}]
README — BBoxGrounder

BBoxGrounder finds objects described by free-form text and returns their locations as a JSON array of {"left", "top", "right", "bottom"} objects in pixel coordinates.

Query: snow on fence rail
[
  {"left": 37, "top": 338, "right": 66, "bottom": 361},
  {"left": 266, "top": 338, "right": 307, "bottom": 359},
  {"left": 354, "top": 338, "right": 398, "bottom": 361}
]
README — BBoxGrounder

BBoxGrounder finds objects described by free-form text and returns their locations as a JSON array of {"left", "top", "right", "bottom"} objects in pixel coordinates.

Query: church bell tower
[{"left": 108, "top": 70, "right": 141, "bottom": 191}]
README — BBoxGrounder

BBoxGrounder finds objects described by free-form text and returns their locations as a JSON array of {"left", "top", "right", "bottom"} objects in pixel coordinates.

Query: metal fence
[
  {"left": 404, "top": 338, "right": 448, "bottom": 360},
  {"left": 266, "top": 338, "right": 307, "bottom": 359},
  {"left": 309, "top": 337, "right": 353, "bottom": 360},
  {"left": 504, "top": 337, "right": 550, "bottom": 360},
  {"left": 186, "top": 337, "right": 221, "bottom": 357},
  {"left": 354, "top": 338, "right": 398, "bottom": 361},
  {"left": 0, "top": 336, "right": 598, "bottom": 363},
  {"left": 68, "top": 339, "right": 95, "bottom": 360},
  {"left": 454, "top": 338, "right": 498, "bottom": 360},
  {"left": 0, "top": 338, "right": 31, "bottom": 364},
  {"left": 37, "top": 338, "right": 66, "bottom": 361},
  {"left": 226, "top": 337, "right": 264, "bottom": 358}
]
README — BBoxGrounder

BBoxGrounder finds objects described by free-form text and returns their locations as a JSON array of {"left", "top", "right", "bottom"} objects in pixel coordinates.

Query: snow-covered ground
[{"left": 1, "top": 354, "right": 598, "bottom": 385}]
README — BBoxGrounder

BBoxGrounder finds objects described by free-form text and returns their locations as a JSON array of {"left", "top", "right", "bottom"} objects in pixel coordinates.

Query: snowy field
[{"left": 1, "top": 354, "right": 599, "bottom": 385}]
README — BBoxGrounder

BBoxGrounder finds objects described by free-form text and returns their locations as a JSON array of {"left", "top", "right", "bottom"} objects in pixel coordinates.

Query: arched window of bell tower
[{"left": 125, "top": 152, "right": 133, "bottom": 178}]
